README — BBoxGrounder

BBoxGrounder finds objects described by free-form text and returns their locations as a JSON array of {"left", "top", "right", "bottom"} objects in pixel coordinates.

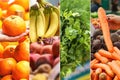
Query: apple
[
  {"left": 30, "top": 53, "right": 41, "bottom": 71},
  {"left": 52, "top": 40, "right": 60, "bottom": 58},
  {"left": 41, "top": 45, "right": 52, "bottom": 54},
  {"left": 30, "top": 42, "right": 43, "bottom": 54}
]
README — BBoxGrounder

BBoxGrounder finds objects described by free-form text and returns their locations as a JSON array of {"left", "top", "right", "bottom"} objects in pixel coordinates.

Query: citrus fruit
[{"left": 2, "top": 15, "right": 26, "bottom": 36}]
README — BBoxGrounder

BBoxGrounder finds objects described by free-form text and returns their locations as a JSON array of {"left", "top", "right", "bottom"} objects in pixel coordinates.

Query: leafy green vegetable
[{"left": 60, "top": 0, "right": 90, "bottom": 78}]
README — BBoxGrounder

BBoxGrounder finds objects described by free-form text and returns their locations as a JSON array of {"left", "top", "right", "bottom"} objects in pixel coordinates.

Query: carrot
[
  {"left": 95, "top": 68, "right": 102, "bottom": 75},
  {"left": 91, "top": 71, "right": 95, "bottom": 80},
  {"left": 94, "top": 73, "right": 98, "bottom": 80},
  {"left": 98, "top": 7, "right": 113, "bottom": 52},
  {"left": 106, "top": 74, "right": 112, "bottom": 80},
  {"left": 98, "top": 49, "right": 113, "bottom": 59},
  {"left": 91, "top": 59, "right": 99, "bottom": 68},
  {"left": 92, "top": 63, "right": 114, "bottom": 77},
  {"left": 94, "top": 52, "right": 109, "bottom": 63},
  {"left": 114, "top": 47, "right": 120, "bottom": 55},
  {"left": 114, "top": 76, "right": 119, "bottom": 80},
  {"left": 108, "top": 61, "right": 120, "bottom": 79},
  {"left": 111, "top": 52, "right": 120, "bottom": 60},
  {"left": 115, "top": 60, "right": 120, "bottom": 66},
  {"left": 99, "top": 72, "right": 107, "bottom": 80}
]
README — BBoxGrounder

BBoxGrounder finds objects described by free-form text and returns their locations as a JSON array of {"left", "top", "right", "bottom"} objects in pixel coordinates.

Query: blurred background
[{"left": 91, "top": 0, "right": 120, "bottom": 14}]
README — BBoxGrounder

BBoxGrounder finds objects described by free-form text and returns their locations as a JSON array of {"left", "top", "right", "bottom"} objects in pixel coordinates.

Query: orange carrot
[
  {"left": 108, "top": 61, "right": 120, "bottom": 79},
  {"left": 94, "top": 52, "right": 109, "bottom": 63},
  {"left": 114, "top": 76, "right": 119, "bottom": 80},
  {"left": 98, "top": 7, "right": 113, "bottom": 52},
  {"left": 92, "top": 63, "right": 114, "bottom": 77},
  {"left": 115, "top": 60, "right": 120, "bottom": 66},
  {"left": 114, "top": 47, "right": 120, "bottom": 55},
  {"left": 99, "top": 72, "right": 107, "bottom": 80},
  {"left": 111, "top": 52, "right": 120, "bottom": 60},
  {"left": 95, "top": 68, "right": 102, "bottom": 75},
  {"left": 91, "top": 59, "right": 99, "bottom": 68},
  {"left": 106, "top": 74, "right": 112, "bottom": 80},
  {"left": 91, "top": 71, "right": 95, "bottom": 80},
  {"left": 94, "top": 73, "right": 98, "bottom": 80},
  {"left": 98, "top": 49, "right": 113, "bottom": 59}
]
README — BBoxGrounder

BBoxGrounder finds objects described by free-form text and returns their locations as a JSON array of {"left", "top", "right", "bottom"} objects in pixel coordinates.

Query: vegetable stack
[{"left": 91, "top": 7, "right": 120, "bottom": 80}]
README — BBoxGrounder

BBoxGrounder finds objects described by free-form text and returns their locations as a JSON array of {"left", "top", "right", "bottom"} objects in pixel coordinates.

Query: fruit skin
[
  {"left": 3, "top": 45, "right": 16, "bottom": 58},
  {"left": 41, "top": 45, "right": 52, "bottom": 54},
  {"left": 1, "top": 75, "right": 12, "bottom": 80},
  {"left": 7, "top": 4, "right": 25, "bottom": 16},
  {"left": 52, "top": 40, "right": 60, "bottom": 57},
  {"left": 44, "top": 11, "right": 59, "bottom": 38},
  {"left": 14, "top": 41, "right": 29, "bottom": 61},
  {"left": 30, "top": 15, "right": 37, "bottom": 42},
  {"left": 12, "top": 61, "right": 30, "bottom": 80},
  {"left": 24, "top": 12, "right": 29, "bottom": 20},
  {"left": 0, "top": 58, "right": 17, "bottom": 76},
  {"left": 30, "top": 42, "right": 43, "bottom": 53},
  {"left": 30, "top": 53, "right": 41, "bottom": 71},
  {"left": 36, "top": 9, "right": 45, "bottom": 38},
  {"left": 13, "top": 0, "right": 29, "bottom": 11},
  {"left": 2, "top": 15, "right": 26, "bottom": 36},
  {"left": 44, "top": 11, "right": 50, "bottom": 33}
]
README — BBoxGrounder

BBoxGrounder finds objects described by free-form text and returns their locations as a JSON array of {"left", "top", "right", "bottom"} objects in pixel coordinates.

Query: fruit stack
[
  {"left": 0, "top": 0, "right": 30, "bottom": 80},
  {"left": 30, "top": 0, "right": 60, "bottom": 80}
]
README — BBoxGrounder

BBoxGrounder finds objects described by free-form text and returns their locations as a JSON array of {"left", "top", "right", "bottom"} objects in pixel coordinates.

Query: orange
[
  {"left": 3, "top": 45, "right": 16, "bottom": 58},
  {"left": 20, "top": 79, "right": 27, "bottom": 80},
  {"left": 0, "top": 8, "right": 2, "bottom": 18},
  {"left": 0, "top": 0, "right": 9, "bottom": 10},
  {"left": 14, "top": 41, "right": 29, "bottom": 61},
  {"left": 1, "top": 42, "right": 9, "bottom": 48},
  {"left": 1, "top": 75, "right": 12, "bottom": 80},
  {"left": 12, "top": 61, "right": 30, "bottom": 80},
  {"left": 0, "top": 43, "right": 4, "bottom": 58},
  {"left": 24, "top": 12, "right": 29, "bottom": 20},
  {"left": 0, "top": 58, "right": 16, "bottom": 76},
  {"left": 0, "top": 20, "right": 2, "bottom": 29},
  {"left": 2, "top": 15, "right": 26, "bottom": 36},
  {"left": 13, "top": 0, "right": 29, "bottom": 11},
  {"left": 7, "top": 4, "right": 25, "bottom": 16}
]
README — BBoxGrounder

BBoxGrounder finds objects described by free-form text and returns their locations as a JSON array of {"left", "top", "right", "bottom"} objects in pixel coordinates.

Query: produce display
[
  {"left": 30, "top": 0, "right": 60, "bottom": 80},
  {"left": 91, "top": 7, "right": 120, "bottom": 80},
  {"left": 60, "top": 0, "right": 90, "bottom": 78},
  {"left": 0, "top": 0, "right": 30, "bottom": 80}
]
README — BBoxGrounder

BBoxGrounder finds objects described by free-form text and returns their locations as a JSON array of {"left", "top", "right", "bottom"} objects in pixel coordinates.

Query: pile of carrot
[{"left": 91, "top": 7, "right": 120, "bottom": 80}]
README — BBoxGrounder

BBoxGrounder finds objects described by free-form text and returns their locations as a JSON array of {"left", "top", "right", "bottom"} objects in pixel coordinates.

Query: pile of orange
[
  {"left": 0, "top": 0, "right": 30, "bottom": 80},
  {"left": 0, "top": 0, "right": 29, "bottom": 20},
  {"left": 0, "top": 40, "right": 30, "bottom": 80}
]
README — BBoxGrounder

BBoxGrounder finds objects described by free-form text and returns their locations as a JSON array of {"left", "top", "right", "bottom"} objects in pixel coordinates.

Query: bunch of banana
[{"left": 29, "top": 1, "right": 60, "bottom": 42}]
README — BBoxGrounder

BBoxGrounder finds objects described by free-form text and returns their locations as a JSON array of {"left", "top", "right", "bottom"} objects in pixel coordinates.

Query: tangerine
[
  {"left": 7, "top": 4, "right": 25, "bottom": 16},
  {"left": 3, "top": 45, "right": 16, "bottom": 58},
  {"left": 14, "top": 41, "right": 29, "bottom": 61},
  {"left": 13, "top": 0, "right": 29, "bottom": 11},
  {"left": 2, "top": 15, "right": 26, "bottom": 36},
  {"left": 0, "top": 43, "right": 4, "bottom": 58},
  {"left": 12, "top": 61, "right": 30, "bottom": 80},
  {"left": 1, "top": 75, "right": 12, "bottom": 80},
  {"left": 0, "top": 58, "right": 16, "bottom": 76}
]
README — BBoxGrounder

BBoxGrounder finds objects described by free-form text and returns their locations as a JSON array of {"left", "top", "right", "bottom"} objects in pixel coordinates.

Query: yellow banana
[
  {"left": 36, "top": 8, "right": 45, "bottom": 38},
  {"left": 44, "top": 12, "right": 50, "bottom": 33},
  {"left": 30, "top": 15, "right": 37, "bottom": 42},
  {"left": 44, "top": 11, "right": 58, "bottom": 38}
]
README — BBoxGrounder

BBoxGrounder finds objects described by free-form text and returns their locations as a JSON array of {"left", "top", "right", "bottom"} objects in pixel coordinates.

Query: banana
[
  {"left": 30, "top": 15, "right": 37, "bottom": 42},
  {"left": 44, "top": 11, "right": 58, "bottom": 38},
  {"left": 44, "top": 12, "right": 50, "bottom": 33},
  {"left": 36, "top": 8, "right": 45, "bottom": 38}
]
